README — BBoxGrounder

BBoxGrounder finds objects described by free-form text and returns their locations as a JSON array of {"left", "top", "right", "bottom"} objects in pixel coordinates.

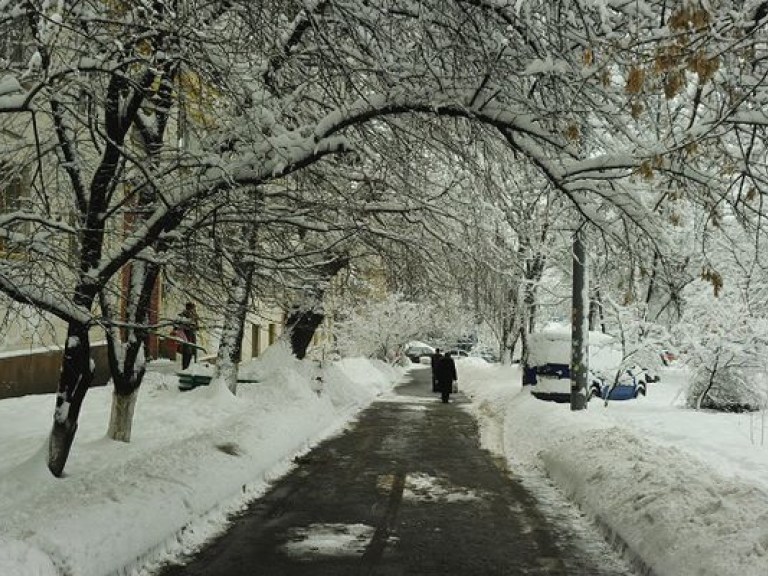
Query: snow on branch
[{"left": 0, "top": 273, "right": 92, "bottom": 325}]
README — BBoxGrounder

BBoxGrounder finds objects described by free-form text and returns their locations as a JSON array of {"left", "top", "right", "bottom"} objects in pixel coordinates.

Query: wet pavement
[{"left": 156, "top": 367, "right": 637, "bottom": 576}]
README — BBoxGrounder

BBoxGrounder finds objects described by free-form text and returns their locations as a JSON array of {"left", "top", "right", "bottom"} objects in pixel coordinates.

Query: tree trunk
[
  {"left": 286, "top": 308, "right": 326, "bottom": 360},
  {"left": 571, "top": 228, "right": 589, "bottom": 411},
  {"left": 214, "top": 259, "right": 256, "bottom": 394},
  {"left": 589, "top": 289, "right": 607, "bottom": 333},
  {"left": 48, "top": 321, "right": 94, "bottom": 477},
  {"left": 520, "top": 254, "right": 544, "bottom": 366},
  {"left": 588, "top": 297, "right": 599, "bottom": 331},
  {"left": 696, "top": 357, "right": 720, "bottom": 410},
  {"left": 518, "top": 324, "right": 530, "bottom": 368},
  {"left": 47, "top": 65, "right": 161, "bottom": 476},
  {"left": 286, "top": 256, "right": 349, "bottom": 360},
  {"left": 107, "top": 388, "right": 139, "bottom": 442},
  {"left": 103, "top": 259, "right": 158, "bottom": 441},
  {"left": 103, "top": 60, "right": 180, "bottom": 437},
  {"left": 644, "top": 251, "right": 659, "bottom": 313}
]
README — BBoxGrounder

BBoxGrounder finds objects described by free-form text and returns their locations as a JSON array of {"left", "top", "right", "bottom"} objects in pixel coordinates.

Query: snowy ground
[
  {"left": 0, "top": 343, "right": 400, "bottom": 576},
  {"left": 458, "top": 358, "right": 768, "bottom": 576},
  {"left": 2, "top": 351, "right": 767, "bottom": 576}
]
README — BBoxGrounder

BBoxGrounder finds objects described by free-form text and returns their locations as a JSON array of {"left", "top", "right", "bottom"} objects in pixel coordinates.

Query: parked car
[
  {"left": 590, "top": 366, "right": 656, "bottom": 401},
  {"left": 524, "top": 328, "right": 648, "bottom": 403},
  {"left": 660, "top": 349, "right": 678, "bottom": 366},
  {"left": 404, "top": 343, "right": 435, "bottom": 364},
  {"left": 445, "top": 349, "right": 469, "bottom": 359}
]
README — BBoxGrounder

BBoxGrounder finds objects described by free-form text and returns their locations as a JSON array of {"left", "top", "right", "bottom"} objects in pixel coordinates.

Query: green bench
[{"left": 178, "top": 373, "right": 260, "bottom": 391}]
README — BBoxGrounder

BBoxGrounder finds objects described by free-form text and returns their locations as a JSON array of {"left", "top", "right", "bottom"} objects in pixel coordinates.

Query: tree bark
[
  {"left": 49, "top": 321, "right": 94, "bottom": 477},
  {"left": 286, "top": 256, "right": 349, "bottom": 360},
  {"left": 286, "top": 308, "right": 326, "bottom": 360},
  {"left": 571, "top": 228, "right": 589, "bottom": 411},
  {"left": 214, "top": 259, "right": 256, "bottom": 393},
  {"left": 107, "top": 388, "right": 139, "bottom": 442},
  {"left": 103, "top": 260, "right": 158, "bottom": 441},
  {"left": 47, "top": 62, "right": 159, "bottom": 476},
  {"left": 104, "top": 59, "right": 180, "bottom": 438}
]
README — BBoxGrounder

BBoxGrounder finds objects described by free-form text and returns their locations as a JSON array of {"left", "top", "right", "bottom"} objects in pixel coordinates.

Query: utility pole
[{"left": 571, "top": 227, "right": 588, "bottom": 410}]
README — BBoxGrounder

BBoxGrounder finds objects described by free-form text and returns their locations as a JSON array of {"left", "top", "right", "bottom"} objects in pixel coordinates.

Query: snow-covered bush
[
  {"left": 333, "top": 292, "right": 485, "bottom": 362},
  {"left": 687, "top": 366, "right": 767, "bottom": 412},
  {"left": 675, "top": 292, "right": 768, "bottom": 412},
  {"left": 604, "top": 300, "right": 669, "bottom": 381},
  {"left": 334, "top": 293, "right": 432, "bottom": 361}
]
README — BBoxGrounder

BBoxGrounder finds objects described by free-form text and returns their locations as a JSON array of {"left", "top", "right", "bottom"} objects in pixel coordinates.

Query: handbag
[{"left": 452, "top": 380, "right": 459, "bottom": 393}]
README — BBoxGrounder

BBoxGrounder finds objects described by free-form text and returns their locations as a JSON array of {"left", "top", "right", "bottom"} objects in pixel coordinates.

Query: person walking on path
[
  {"left": 435, "top": 351, "right": 457, "bottom": 403},
  {"left": 177, "top": 302, "right": 199, "bottom": 370},
  {"left": 430, "top": 348, "right": 442, "bottom": 392}
]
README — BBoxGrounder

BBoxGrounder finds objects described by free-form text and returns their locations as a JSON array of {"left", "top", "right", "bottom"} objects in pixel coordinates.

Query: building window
[
  {"left": 0, "top": 164, "right": 28, "bottom": 258},
  {"left": 268, "top": 323, "right": 277, "bottom": 345},
  {"left": 0, "top": 15, "right": 32, "bottom": 69},
  {"left": 251, "top": 324, "right": 261, "bottom": 358}
]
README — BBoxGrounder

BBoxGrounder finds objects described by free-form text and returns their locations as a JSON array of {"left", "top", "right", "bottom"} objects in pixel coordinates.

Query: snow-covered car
[
  {"left": 590, "top": 366, "right": 656, "bottom": 401},
  {"left": 524, "top": 328, "right": 626, "bottom": 403},
  {"left": 445, "top": 349, "right": 469, "bottom": 360},
  {"left": 404, "top": 342, "right": 435, "bottom": 364}
]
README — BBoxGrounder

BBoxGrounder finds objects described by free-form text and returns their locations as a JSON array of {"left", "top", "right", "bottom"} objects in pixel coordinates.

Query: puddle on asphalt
[
  {"left": 378, "top": 472, "right": 485, "bottom": 503},
  {"left": 398, "top": 404, "right": 429, "bottom": 412},
  {"left": 279, "top": 523, "right": 376, "bottom": 559},
  {"left": 377, "top": 395, "right": 435, "bottom": 405}
]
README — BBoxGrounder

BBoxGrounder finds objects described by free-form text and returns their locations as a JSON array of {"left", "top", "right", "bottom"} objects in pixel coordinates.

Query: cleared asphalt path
[{"left": 157, "top": 367, "right": 637, "bottom": 576}]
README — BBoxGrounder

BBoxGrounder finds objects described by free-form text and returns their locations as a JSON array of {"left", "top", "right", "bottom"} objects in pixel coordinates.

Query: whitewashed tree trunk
[
  {"left": 102, "top": 259, "right": 154, "bottom": 442},
  {"left": 107, "top": 388, "right": 139, "bottom": 442}
]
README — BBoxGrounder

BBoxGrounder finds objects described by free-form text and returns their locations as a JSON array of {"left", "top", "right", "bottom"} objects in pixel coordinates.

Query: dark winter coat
[
  {"left": 177, "top": 309, "right": 199, "bottom": 343},
  {"left": 435, "top": 355, "right": 457, "bottom": 392}
]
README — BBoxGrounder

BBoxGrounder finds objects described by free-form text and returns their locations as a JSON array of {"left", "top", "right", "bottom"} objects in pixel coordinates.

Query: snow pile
[
  {"left": 325, "top": 357, "right": 399, "bottom": 410},
  {"left": 543, "top": 428, "right": 768, "bottom": 576},
  {"left": 0, "top": 352, "right": 400, "bottom": 576},
  {"left": 459, "top": 362, "right": 768, "bottom": 576},
  {"left": 0, "top": 75, "right": 22, "bottom": 97},
  {"left": 0, "top": 537, "right": 57, "bottom": 575}
]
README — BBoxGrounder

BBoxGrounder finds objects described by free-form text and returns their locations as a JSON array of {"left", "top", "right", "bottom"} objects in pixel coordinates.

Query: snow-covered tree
[
  {"left": 334, "top": 292, "right": 436, "bottom": 361},
  {"left": 4, "top": 0, "right": 768, "bottom": 474},
  {"left": 676, "top": 288, "right": 768, "bottom": 411}
]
